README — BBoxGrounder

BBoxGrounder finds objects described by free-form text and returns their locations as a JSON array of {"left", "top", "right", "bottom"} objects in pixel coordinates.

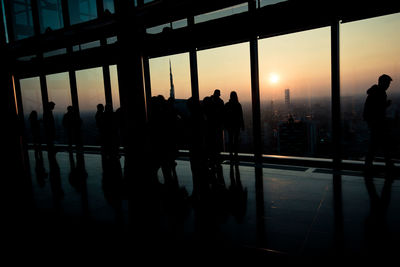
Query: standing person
[
  {"left": 363, "top": 74, "right": 394, "bottom": 173},
  {"left": 95, "top": 104, "right": 105, "bottom": 146},
  {"left": 210, "top": 89, "right": 225, "bottom": 168},
  {"left": 43, "top": 101, "right": 56, "bottom": 156},
  {"left": 224, "top": 91, "right": 244, "bottom": 164},
  {"left": 62, "top": 106, "right": 82, "bottom": 150}
]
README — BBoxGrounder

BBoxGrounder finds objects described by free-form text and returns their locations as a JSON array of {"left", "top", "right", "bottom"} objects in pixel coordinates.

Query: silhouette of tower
[
  {"left": 169, "top": 59, "right": 175, "bottom": 99},
  {"left": 285, "top": 89, "right": 290, "bottom": 106}
]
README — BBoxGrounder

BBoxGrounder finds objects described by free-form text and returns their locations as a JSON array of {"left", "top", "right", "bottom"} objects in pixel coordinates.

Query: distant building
[
  {"left": 285, "top": 88, "right": 290, "bottom": 106},
  {"left": 169, "top": 59, "right": 175, "bottom": 99}
]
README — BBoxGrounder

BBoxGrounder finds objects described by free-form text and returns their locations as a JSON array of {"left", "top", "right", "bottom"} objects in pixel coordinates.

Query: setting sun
[{"left": 269, "top": 73, "right": 280, "bottom": 84}]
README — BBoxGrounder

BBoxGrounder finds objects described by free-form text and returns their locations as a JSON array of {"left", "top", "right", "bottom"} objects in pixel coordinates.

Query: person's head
[
  {"left": 213, "top": 89, "right": 221, "bottom": 98},
  {"left": 230, "top": 91, "right": 238, "bottom": 102},
  {"left": 378, "top": 74, "right": 392, "bottom": 90},
  {"left": 105, "top": 103, "right": 113, "bottom": 112},
  {"left": 48, "top": 101, "right": 55, "bottom": 110},
  {"left": 97, "top": 103, "right": 104, "bottom": 112},
  {"left": 29, "top": 110, "right": 38, "bottom": 120},
  {"left": 67, "top": 105, "right": 73, "bottom": 112}
]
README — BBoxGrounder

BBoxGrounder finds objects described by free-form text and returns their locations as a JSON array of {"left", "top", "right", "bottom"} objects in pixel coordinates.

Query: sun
[{"left": 269, "top": 73, "right": 280, "bottom": 84}]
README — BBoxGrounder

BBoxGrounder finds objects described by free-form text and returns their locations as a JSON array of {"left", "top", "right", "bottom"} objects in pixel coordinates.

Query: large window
[
  {"left": 340, "top": 13, "right": 400, "bottom": 161},
  {"left": 68, "top": 0, "right": 97, "bottom": 25},
  {"left": 46, "top": 72, "right": 72, "bottom": 144},
  {"left": 76, "top": 67, "right": 105, "bottom": 146},
  {"left": 197, "top": 42, "right": 253, "bottom": 153},
  {"left": 9, "top": 0, "right": 34, "bottom": 40},
  {"left": 259, "top": 27, "right": 331, "bottom": 157}
]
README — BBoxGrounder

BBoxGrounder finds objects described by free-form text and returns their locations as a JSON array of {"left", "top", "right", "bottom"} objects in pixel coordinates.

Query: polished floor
[{"left": 15, "top": 150, "right": 400, "bottom": 263}]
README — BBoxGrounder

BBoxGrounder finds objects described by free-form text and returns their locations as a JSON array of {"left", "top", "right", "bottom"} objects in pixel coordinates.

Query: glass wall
[
  {"left": 20, "top": 77, "right": 43, "bottom": 143},
  {"left": 197, "top": 42, "right": 253, "bottom": 153},
  {"left": 76, "top": 67, "right": 105, "bottom": 146},
  {"left": 68, "top": 0, "right": 97, "bottom": 25},
  {"left": 38, "top": 0, "right": 63, "bottom": 33},
  {"left": 340, "top": 13, "right": 400, "bottom": 161},
  {"left": 46, "top": 72, "right": 72, "bottom": 144},
  {"left": 259, "top": 27, "right": 331, "bottom": 157},
  {"left": 9, "top": 0, "right": 34, "bottom": 40}
]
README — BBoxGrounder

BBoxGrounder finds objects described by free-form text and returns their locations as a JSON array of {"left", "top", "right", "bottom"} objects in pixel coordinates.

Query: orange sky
[
  {"left": 20, "top": 12, "right": 400, "bottom": 114},
  {"left": 150, "top": 12, "right": 400, "bottom": 103}
]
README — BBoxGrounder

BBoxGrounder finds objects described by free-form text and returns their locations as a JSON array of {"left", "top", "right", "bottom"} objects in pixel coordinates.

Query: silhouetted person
[
  {"left": 186, "top": 97, "right": 208, "bottom": 198},
  {"left": 43, "top": 101, "right": 56, "bottom": 156},
  {"left": 103, "top": 104, "right": 119, "bottom": 160},
  {"left": 147, "top": 95, "right": 179, "bottom": 187},
  {"left": 363, "top": 74, "right": 394, "bottom": 172},
  {"left": 210, "top": 89, "right": 225, "bottom": 166},
  {"left": 29, "top": 110, "right": 42, "bottom": 160},
  {"left": 95, "top": 104, "right": 105, "bottom": 143},
  {"left": 62, "top": 105, "right": 82, "bottom": 150},
  {"left": 224, "top": 91, "right": 244, "bottom": 164}
]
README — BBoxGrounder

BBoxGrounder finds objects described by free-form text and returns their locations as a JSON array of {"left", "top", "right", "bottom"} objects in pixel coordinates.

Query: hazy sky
[
  {"left": 150, "top": 12, "right": 400, "bottom": 103},
  {"left": 19, "top": 12, "right": 400, "bottom": 115}
]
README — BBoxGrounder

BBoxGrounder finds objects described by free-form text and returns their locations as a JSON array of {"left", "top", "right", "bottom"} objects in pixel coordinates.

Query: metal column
[
  {"left": 188, "top": 16, "right": 199, "bottom": 101},
  {"left": 331, "top": 19, "right": 341, "bottom": 171},
  {"left": 249, "top": 0, "right": 262, "bottom": 164}
]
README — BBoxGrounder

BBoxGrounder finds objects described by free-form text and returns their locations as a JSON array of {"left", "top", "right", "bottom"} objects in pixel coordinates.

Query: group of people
[{"left": 27, "top": 73, "right": 395, "bottom": 185}]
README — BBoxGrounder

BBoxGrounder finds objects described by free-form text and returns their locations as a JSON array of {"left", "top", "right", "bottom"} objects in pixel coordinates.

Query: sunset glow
[{"left": 269, "top": 73, "right": 280, "bottom": 84}]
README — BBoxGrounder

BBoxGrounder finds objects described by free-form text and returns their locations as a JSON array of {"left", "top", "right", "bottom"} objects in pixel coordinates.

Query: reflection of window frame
[{"left": 69, "top": 0, "right": 97, "bottom": 25}]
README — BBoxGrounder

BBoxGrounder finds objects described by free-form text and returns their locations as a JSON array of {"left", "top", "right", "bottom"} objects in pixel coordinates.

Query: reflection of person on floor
[
  {"left": 229, "top": 163, "right": 247, "bottom": 223},
  {"left": 363, "top": 74, "right": 394, "bottom": 173},
  {"left": 363, "top": 173, "right": 394, "bottom": 255}
]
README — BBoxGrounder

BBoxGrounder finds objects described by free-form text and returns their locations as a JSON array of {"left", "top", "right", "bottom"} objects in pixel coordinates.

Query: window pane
[
  {"left": 68, "top": 0, "right": 97, "bottom": 25},
  {"left": 76, "top": 67, "right": 105, "bottom": 146},
  {"left": 20, "top": 77, "right": 43, "bottom": 143},
  {"left": 103, "top": 0, "right": 114, "bottom": 13},
  {"left": 149, "top": 52, "right": 191, "bottom": 100},
  {"left": 197, "top": 42, "right": 253, "bottom": 153},
  {"left": 38, "top": 0, "right": 63, "bottom": 33},
  {"left": 259, "top": 27, "right": 331, "bottom": 157},
  {"left": 341, "top": 13, "right": 400, "bottom": 161},
  {"left": 10, "top": 0, "right": 34, "bottom": 40},
  {"left": 194, "top": 3, "right": 248, "bottom": 24},
  {"left": 46, "top": 72, "right": 72, "bottom": 144}
]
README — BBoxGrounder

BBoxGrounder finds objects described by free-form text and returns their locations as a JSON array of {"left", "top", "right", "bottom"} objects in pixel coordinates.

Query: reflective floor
[{"left": 12, "top": 150, "right": 400, "bottom": 263}]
